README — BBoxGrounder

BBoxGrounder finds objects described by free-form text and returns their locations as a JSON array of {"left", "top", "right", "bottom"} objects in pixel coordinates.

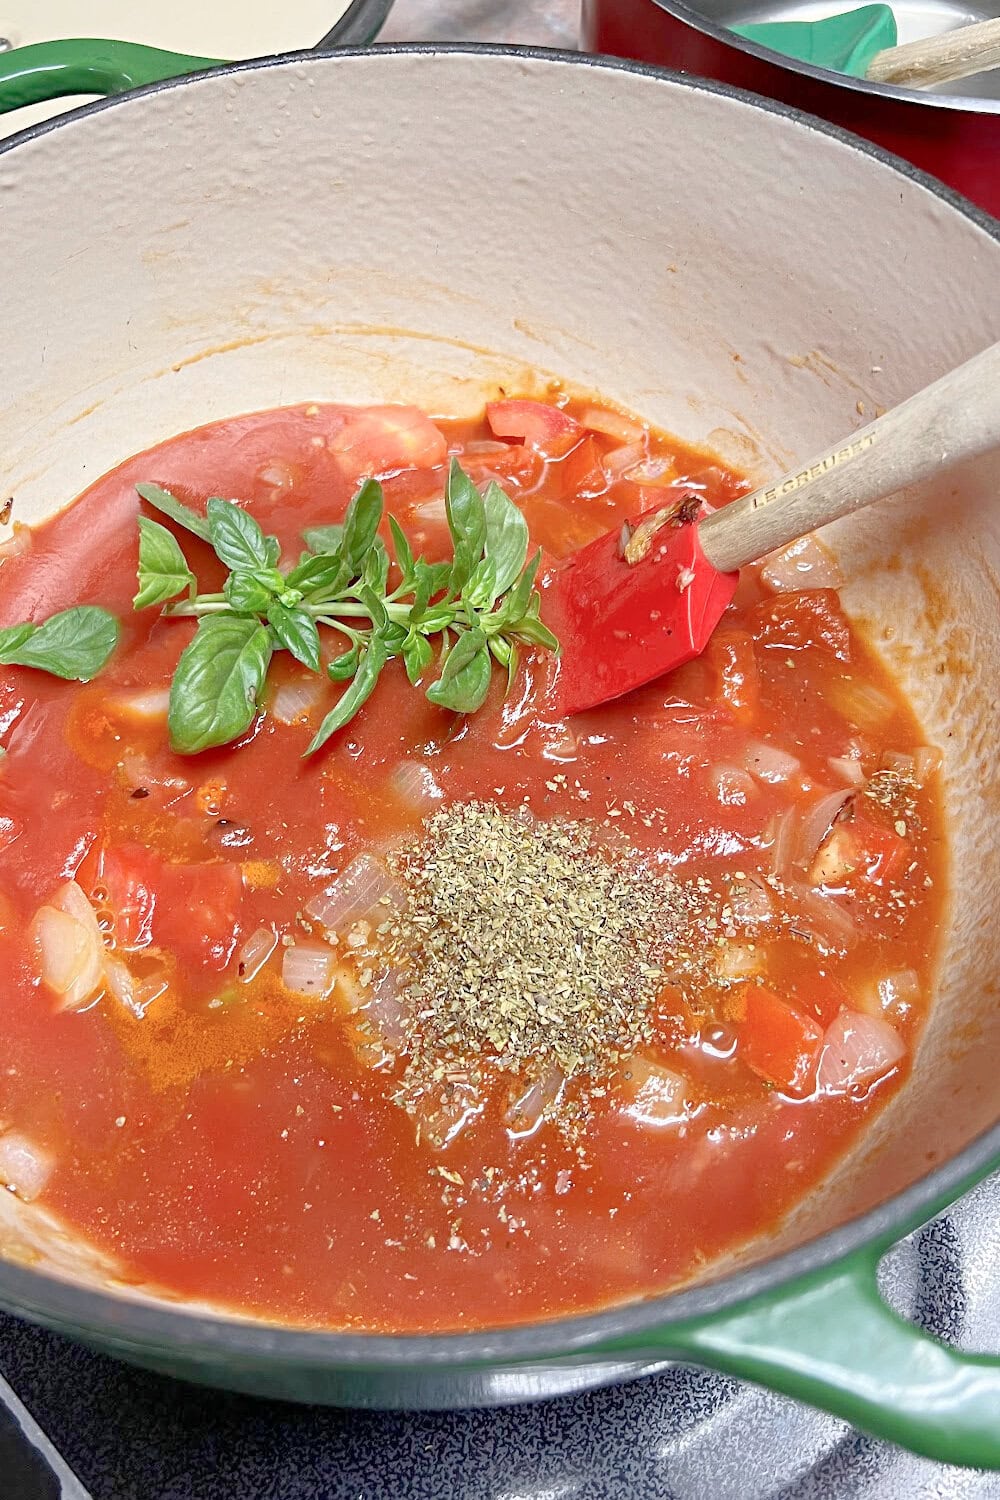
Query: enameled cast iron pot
[
  {"left": 582, "top": 0, "right": 1000, "bottom": 219},
  {"left": 0, "top": 43, "right": 999, "bottom": 1469}
]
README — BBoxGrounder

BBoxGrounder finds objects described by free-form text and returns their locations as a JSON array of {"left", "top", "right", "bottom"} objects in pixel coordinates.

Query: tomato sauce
[{"left": 0, "top": 397, "right": 945, "bottom": 1331}]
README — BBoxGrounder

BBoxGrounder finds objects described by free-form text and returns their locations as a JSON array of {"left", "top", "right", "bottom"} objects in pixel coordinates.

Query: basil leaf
[
  {"left": 483, "top": 482, "right": 529, "bottom": 596},
  {"left": 462, "top": 555, "right": 498, "bottom": 613},
  {"left": 378, "top": 620, "right": 409, "bottom": 653},
  {"left": 286, "top": 553, "right": 350, "bottom": 598},
  {"left": 0, "top": 606, "right": 119, "bottom": 681},
  {"left": 359, "top": 583, "right": 390, "bottom": 634},
  {"left": 445, "top": 460, "right": 487, "bottom": 593},
  {"left": 489, "top": 633, "right": 521, "bottom": 694},
  {"left": 512, "top": 611, "right": 560, "bottom": 653},
  {"left": 302, "top": 523, "right": 344, "bottom": 555},
  {"left": 136, "top": 483, "right": 211, "bottom": 542},
  {"left": 363, "top": 537, "right": 391, "bottom": 595},
  {"left": 267, "top": 600, "right": 322, "bottom": 672},
  {"left": 427, "top": 626, "right": 492, "bottom": 713},
  {"left": 402, "top": 630, "right": 433, "bottom": 685},
  {"left": 206, "top": 497, "right": 273, "bottom": 573},
  {"left": 497, "top": 549, "right": 542, "bottom": 628},
  {"left": 133, "top": 517, "right": 196, "bottom": 610},
  {"left": 342, "top": 479, "right": 384, "bottom": 572},
  {"left": 0, "top": 624, "right": 33, "bottom": 657},
  {"left": 327, "top": 640, "right": 361, "bottom": 681},
  {"left": 388, "top": 515, "right": 414, "bottom": 581},
  {"left": 307, "top": 636, "right": 388, "bottom": 754},
  {"left": 168, "top": 615, "right": 272, "bottom": 754},
  {"left": 224, "top": 571, "right": 273, "bottom": 615},
  {"left": 417, "top": 604, "right": 456, "bottom": 634},
  {"left": 409, "top": 559, "right": 452, "bottom": 623}
]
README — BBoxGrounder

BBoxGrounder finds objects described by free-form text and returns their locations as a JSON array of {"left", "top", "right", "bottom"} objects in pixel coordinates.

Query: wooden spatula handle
[
  {"left": 866, "top": 17, "right": 1000, "bottom": 88},
  {"left": 698, "top": 338, "right": 1000, "bottom": 576}
]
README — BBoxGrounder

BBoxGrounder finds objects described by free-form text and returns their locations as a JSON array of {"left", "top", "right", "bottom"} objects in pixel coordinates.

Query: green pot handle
[
  {"left": 599, "top": 1162, "right": 1000, "bottom": 1468},
  {"left": 0, "top": 40, "right": 225, "bottom": 118}
]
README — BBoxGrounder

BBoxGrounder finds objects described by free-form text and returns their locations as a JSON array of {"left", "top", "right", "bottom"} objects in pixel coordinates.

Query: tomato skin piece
[
  {"left": 328, "top": 406, "right": 448, "bottom": 476},
  {"left": 486, "top": 400, "right": 582, "bottom": 457},
  {"left": 736, "top": 986, "right": 824, "bottom": 1096},
  {"left": 752, "top": 589, "right": 851, "bottom": 660}
]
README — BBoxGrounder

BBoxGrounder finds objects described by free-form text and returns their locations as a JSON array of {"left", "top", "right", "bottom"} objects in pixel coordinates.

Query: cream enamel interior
[{"left": 1, "top": 51, "right": 999, "bottom": 1319}]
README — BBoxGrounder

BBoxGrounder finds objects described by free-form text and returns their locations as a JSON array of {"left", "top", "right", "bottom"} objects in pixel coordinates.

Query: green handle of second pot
[{"left": 0, "top": 40, "right": 225, "bottom": 118}]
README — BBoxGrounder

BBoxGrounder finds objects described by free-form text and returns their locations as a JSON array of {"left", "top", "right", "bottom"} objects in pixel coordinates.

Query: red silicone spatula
[{"left": 546, "top": 338, "right": 1000, "bottom": 716}]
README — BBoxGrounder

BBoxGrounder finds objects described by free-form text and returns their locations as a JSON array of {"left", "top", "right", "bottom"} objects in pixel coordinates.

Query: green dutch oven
[{"left": 0, "top": 43, "right": 998, "bottom": 1468}]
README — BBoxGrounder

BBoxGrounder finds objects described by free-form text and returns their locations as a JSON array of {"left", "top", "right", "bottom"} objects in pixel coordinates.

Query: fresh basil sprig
[
  {"left": 0, "top": 606, "right": 120, "bottom": 681},
  {"left": 132, "top": 460, "right": 557, "bottom": 755}
]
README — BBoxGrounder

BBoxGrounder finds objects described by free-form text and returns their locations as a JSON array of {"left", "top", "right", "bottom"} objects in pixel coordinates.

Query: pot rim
[
  {"left": 0, "top": 42, "right": 997, "bottom": 1363},
  {"left": 633, "top": 0, "right": 1000, "bottom": 116}
]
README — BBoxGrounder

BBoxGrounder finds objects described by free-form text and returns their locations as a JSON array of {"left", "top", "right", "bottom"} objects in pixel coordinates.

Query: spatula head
[{"left": 544, "top": 503, "right": 739, "bottom": 717}]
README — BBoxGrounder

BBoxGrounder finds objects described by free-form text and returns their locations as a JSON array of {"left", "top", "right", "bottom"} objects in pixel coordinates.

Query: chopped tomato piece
[
  {"left": 849, "top": 814, "right": 909, "bottom": 884},
  {"left": 486, "top": 400, "right": 582, "bottom": 457},
  {"left": 737, "top": 986, "right": 824, "bottom": 1096},
  {"left": 554, "top": 435, "right": 607, "bottom": 500},
  {"left": 329, "top": 406, "right": 448, "bottom": 476},
  {"left": 706, "top": 629, "right": 759, "bottom": 725},
  {"left": 97, "top": 843, "right": 244, "bottom": 972},
  {"left": 752, "top": 589, "right": 851, "bottom": 660}
]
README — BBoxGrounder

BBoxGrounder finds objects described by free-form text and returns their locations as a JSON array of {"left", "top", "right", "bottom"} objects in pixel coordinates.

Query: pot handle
[
  {"left": 660, "top": 1244, "right": 1000, "bottom": 1468},
  {"left": 0, "top": 40, "right": 224, "bottom": 119}
]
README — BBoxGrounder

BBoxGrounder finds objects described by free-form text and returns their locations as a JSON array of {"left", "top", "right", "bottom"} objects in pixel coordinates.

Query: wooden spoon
[
  {"left": 546, "top": 339, "right": 1000, "bottom": 716},
  {"left": 865, "top": 17, "right": 1000, "bottom": 88}
]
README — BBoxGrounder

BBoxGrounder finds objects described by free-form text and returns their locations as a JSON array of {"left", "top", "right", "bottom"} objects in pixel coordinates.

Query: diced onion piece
[
  {"left": 744, "top": 741, "right": 801, "bottom": 784},
  {"left": 728, "top": 878, "right": 773, "bottom": 926},
  {"left": 104, "top": 955, "right": 138, "bottom": 1016},
  {"left": 716, "top": 943, "right": 765, "bottom": 980},
  {"left": 624, "top": 456, "right": 679, "bottom": 488},
  {"left": 577, "top": 405, "right": 646, "bottom": 444},
  {"left": 31, "top": 881, "right": 105, "bottom": 1011},
  {"left": 281, "top": 942, "right": 336, "bottom": 998},
  {"left": 0, "top": 1131, "right": 53, "bottom": 1202},
  {"left": 766, "top": 807, "right": 797, "bottom": 880},
  {"left": 913, "top": 746, "right": 943, "bottom": 786},
  {"left": 304, "top": 853, "right": 403, "bottom": 934},
  {"left": 789, "top": 882, "right": 858, "bottom": 951},
  {"left": 760, "top": 534, "right": 844, "bottom": 593},
  {"left": 236, "top": 927, "right": 279, "bottom": 984},
  {"left": 256, "top": 461, "right": 296, "bottom": 491},
  {"left": 391, "top": 760, "right": 444, "bottom": 811},
  {"left": 880, "top": 749, "right": 915, "bottom": 776},
  {"left": 795, "top": 788, "right": 854, "bottom": 869},
  {"left": 828, "top": 755, "right": 866, "bottom": 788},
  {"left": 856, "top": 968, "right": 921, "bottom": 1022},
  {"left": 826, "top": 676, "right": 895, "bottom": 730},
  {"left": 602, "top": 440, "right": 648, "bottom": 481},
  {"left": 411, "top": 1073, "right": 485, "bottom": 1149},
  {"left": 0, "top": 525, "right": 32, "bottom": 561},
  {"left": 271, "top": 677, "right": 323, "bottom": 727},
  {"left": 709, "top": 764, "right": 756, "bottom": 807},
  {"left": 817, "top": 1010, "right": 905, "bottom": 1094},
  {"left": 413, "top": 496, "right": 448, "bottom": 526},
  {"left": 112, "top": 689, "right": 170, "bottom": 724},
  {"left": 504, "top": 1065, "right": 566, "bottom": 1139},
  {"left": 810, "top": 827, "right": 859, "bottom": 887},
  {"left": 618, "top": 1055, "right": 687, "bottom": 1128}
]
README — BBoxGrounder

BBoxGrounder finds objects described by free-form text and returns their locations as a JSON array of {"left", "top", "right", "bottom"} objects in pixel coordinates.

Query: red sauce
[{"left": 0, "top": 398, "right": 945, "bottom": 1331}]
